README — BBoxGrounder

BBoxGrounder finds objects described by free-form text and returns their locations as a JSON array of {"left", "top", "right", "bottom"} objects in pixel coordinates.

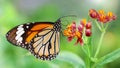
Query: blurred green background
[{"left": 0, "top": 0, "right": 120, "bottom": 68}]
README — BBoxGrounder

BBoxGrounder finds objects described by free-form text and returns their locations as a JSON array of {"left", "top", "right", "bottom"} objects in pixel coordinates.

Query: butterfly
[{"left": 6, "top": 19, "right": 61, "bottom": 60}]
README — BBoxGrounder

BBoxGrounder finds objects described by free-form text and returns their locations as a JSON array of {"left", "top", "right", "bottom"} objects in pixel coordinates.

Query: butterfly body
[{"left": 6, "top": 21, "right": 61, "bottom": 60}]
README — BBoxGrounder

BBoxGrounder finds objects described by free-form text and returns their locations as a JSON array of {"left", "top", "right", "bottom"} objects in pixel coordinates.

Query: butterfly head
[{"left": 53, "top": 20, "right": 61, "bottom": 32}]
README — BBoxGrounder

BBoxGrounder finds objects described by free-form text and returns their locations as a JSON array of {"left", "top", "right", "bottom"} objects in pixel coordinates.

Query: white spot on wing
[
  {"left": 17, "top": 37, "right": 23, "bottom": 43},
  {"left": 15, "top": 31, "right": 24, "bottom": 40},
  {"left": 16, "top": 28, "right": 24, "bottom": 34},
  {"left": 15, "top": 25, "right": 25, "bottom": 44},
  {"left": 26, "top": 26, "right": 29, "bottom": 28}
]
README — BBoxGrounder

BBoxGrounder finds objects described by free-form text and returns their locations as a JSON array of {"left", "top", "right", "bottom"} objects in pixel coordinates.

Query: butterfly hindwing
[{"left": 29, "top": 29, "right": 60, "bottom": 60}]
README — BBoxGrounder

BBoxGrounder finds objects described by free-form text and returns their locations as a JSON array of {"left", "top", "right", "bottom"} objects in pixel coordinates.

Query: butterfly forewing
[{"left": 6, "top": 23, "right": 34, "bottom": 48}]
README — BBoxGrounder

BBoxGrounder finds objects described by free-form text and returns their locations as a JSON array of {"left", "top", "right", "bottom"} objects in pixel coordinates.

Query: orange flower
[
  {"left": 107, "top": 12, "right": 113, "bottom": 18},
  {"left": 89, "top": 9, "right": 117, "bottom": 23},
  {"left": 63, "top": 20, "right": 92, "bottom": 46},
  {"left": 80, "top": 19, "right": 87, "bottom": 26},
  {"left": 97, "top": 14, "right": 107, "bottom": 23},
  {"left": 98, "top": 10, "right": 105, "bottom": 15},
  {"left": 63, "top": 22, "right": 76, "bottom": 41},
  {"left": 75, "top": 31, "right": 82, "bottom": 38}
]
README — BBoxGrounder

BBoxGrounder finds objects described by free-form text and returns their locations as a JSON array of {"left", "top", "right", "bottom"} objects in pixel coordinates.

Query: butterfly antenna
[
  {"left": 58, "top": 15, "right": 77, "bottom": 20},
  {"left": 59, "top": 15, "right": 78, "bottom": 25}
]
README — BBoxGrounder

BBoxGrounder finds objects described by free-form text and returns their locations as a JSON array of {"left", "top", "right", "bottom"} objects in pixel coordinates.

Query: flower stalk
[{"left": 94, "top": 30, "right": 105, "bottom": 58}]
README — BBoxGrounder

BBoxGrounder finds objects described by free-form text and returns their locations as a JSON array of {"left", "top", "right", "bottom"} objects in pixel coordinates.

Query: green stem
[
  {"left": 82, "top": 44, "right": 91, "bottom": 68},
  {"left": 87, "top": 44, "right": 91, "bottom": 68},
  {"left": 86, "top": 56, "right": 91, "bottom": 68},
  {"left": 87, "top": 44, "right": 91, "bottom": 58},
  {"left": 105, "top": 23, "right": 110, "bottom": 30},
  {"left": 85, "top": 44, "right": 91, "bottom": 68},
  {"left": 86, "top": 38, "right": 92, "bottom": 68},
  {"left": 82, "top": 38, "right": 91, "bottom": 68},
  {"left": 94, "top": 31, "right": 105, "bottom": 58},
  {"left": 81, "top": 46, "right": 88, "bottom": 57},
  {"left": 95, "top": 20, "right": 102, "bottom": 31}
]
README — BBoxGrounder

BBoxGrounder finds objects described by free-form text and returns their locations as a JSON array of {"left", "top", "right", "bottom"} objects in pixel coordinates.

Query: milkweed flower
[
  {"left": 80, "top": 19, "right": 87, "bottom": 26},
  {"left": 63, "top": 22, "right": 76, "bottom": 41},
  {"left": 85, "top": 29, "right": 92, "bottom": 37},
  {"left": 85, "top": 22, "right": 92, "bottom": 37},
  {"left": 86, "top": 22, "right": 92, "bottom": 29},
  {"left": 78, "top": 24, "right": 84, "bottom": 32},
  {"left": 89, "top": 9, "right": 117, "bottom": 23},
  {"left": 89, "top": 9, "right": 98, "bottom": 19},
  {"left": 63, "top": 19, "right": 92, "bottom": 46}
]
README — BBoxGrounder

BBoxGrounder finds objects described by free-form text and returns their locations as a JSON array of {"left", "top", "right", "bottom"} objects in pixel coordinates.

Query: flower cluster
[
  {"left": 63, "top": 19, "right": 92, "bottom": 46},
  {"left": 89, "top": 9, "right": 116, "bottom": 23}
]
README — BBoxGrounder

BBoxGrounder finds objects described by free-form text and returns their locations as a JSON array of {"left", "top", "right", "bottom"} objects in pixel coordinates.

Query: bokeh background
[{"left": 0, "top": 0, "right": 120, "bottom": 68}]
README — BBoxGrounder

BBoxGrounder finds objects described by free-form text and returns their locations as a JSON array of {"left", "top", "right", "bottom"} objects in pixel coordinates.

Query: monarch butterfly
[
  {"left": 6, "top": 19, "right": 62, "bottom": 60},
  {"left": 6, "top": 15, "right": 76, "bottom": 60}
]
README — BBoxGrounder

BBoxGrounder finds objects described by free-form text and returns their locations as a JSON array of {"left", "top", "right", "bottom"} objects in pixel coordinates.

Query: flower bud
[
  {"left": 75, "top": 38, "right": 84, "bottom": 46},
  {"left": 89, "top": 9, "right": 98, "bottom": 19},
  {"left": 112, "top": 15, "right": 117, "bottom": 20},
  {"left": 71, "top": 22, "right": 76, "bottom": 33},
  {"left": 86, "top": 22, "right": 92, "bottom": 29},
  {"left": 68, "top": 37, "right": 73, "bottom": 41},
  {"left": 85, "top": 29, "right": 92, "bottom": 37},
  {"left": 71, "top": 22, "right": 76, "bottom": 29},
  {"left": 78, "top": 24, "right": 84, "bottom": 32}
]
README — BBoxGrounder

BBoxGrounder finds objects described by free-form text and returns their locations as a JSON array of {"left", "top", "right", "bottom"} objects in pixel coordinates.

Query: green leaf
[
  {"left": 56, "top": 51, "right": 86, "bottom": 68},
  {"left": 96, "top": 48, "right": 120, "bottom": 67}
]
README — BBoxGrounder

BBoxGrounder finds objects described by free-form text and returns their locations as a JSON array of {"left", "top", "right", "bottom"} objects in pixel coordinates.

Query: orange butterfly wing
[
  {"left": 6, "top": 22, "right": 54, "bottom": 48},
  {"left": 6, "top": 22, "right": 61, "bottom": 60},
  {"left": 29, "top": 28, "right": 60, "bottom": 60},
  {"left": 26, "top": 23, "right": 54, "bottom": 43}
]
